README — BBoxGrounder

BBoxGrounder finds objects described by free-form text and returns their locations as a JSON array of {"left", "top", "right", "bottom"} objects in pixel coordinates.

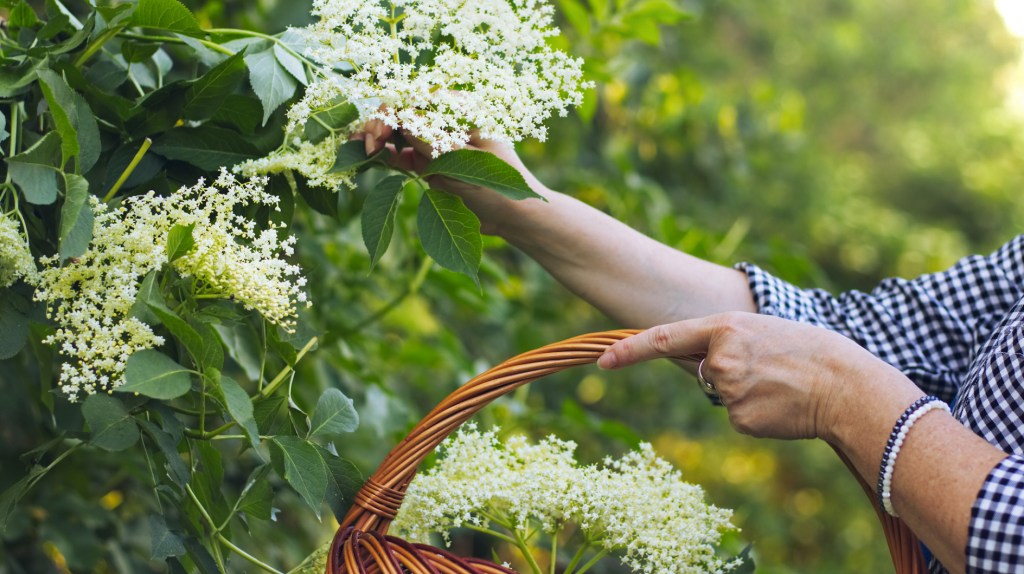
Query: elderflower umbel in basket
[
  {"left": 238, "top": 0, "right": 592, "bottom": 188},
  {"left": 391, "top": 424, "right": 742, "bottom": 574},
  {"left": 33, "top": 171, "right": 309, "bottom": 401}
]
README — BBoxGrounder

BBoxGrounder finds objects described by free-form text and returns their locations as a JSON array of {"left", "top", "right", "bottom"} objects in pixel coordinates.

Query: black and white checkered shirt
[{"left": 736, "top": 234, "right": 1024, "bottom": 573}]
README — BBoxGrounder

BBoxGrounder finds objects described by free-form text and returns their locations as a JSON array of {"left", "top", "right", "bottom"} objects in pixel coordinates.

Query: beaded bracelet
[{"left": 876, "top": 395, "right": 951, "bottom": 517}]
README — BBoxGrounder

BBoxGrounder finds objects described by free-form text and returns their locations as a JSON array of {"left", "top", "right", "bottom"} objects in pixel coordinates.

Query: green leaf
[
  {"left": 149, "top": 514, "right": 186, "bottom": 560},
  {"left": 361, "top": 176, "right": 405, "bottom": 267},
  {"left": 253, "top": 395, "right": 289, "bottom": 436},
  {"left": 118, "top": 350, "right": 192, "bottom": 400},
  {"left": 121, "top": 41, "right": 160, "bottom": 63},
  {"left": 7, "top": 132, "right": 62, "bottom": 204},
  {"left": 58, "top": 174, "right": 93, "bottom": 262},
  {"left": 152, "top": 126, "right": 260, "bottom": 170},
  {"left": 130, "top": 270, "right": 163, "bottom": 325},
  {"left": 36, "top": 69, "right": 78, "bottom": 167},
  {"left": 133, "top": 0, "right": 201, "bottom": 36},
  {"left": 184, "top": 51, "right": 248, "bottom": 121},
  {"left": 417, "top": 188, "right": 482, "bottom": 283},
  {"left": 309, "top": 388, "right": 359, "bottom": 442},
  {"left": 244, "top": 48, "right": 298, "bottom": 125},
  {"left": 329, "top": 140, "right": 381, "bottom": 173},
  {"left": 36, "top": 69, "right": 100, "bottom": 172},
  {"left": 212, "top": 321, "right": 262, "bottom": 381},
  {"left": 166, "top": 223, "right": 195, "bottom": 263},
  {"left": 83, "top": 394, "right": 140, "bottom": 451},
  {"left": 0, "top": 103, "right": 8, "bottom": 146},
  {"left": 0, "top": 466, "right": 45, "bottom": 532},
  {"left": 138, "top": 419, "right": 189, "bottom": 487},
  {"left": 303, "top": 99, "right": 359, "bottom": 144},
  {"left": 274, "top": 43, "right": 307, "bottom": 86},
  {"left": 219, "top": 375, "right": 260, "bottom": 450},
  {"left": 271, "top": 437, "right": 327, "bottom": 518},
  {"left": 0, "top": 287, "right": 33, "bottom": 360},
  {"left": 210, "top": 95, "right": 262, "bottom": 135},
  {"left": 0, "top": 58, "right": 46, "bottom": 98},
  {"left": 317, "top": 447, "right": 363, "bottom": 522},
  {"left": 296, "top": 176, "right": 339, "bottom": 219},
  {"left": 236, "top": 465, "right": 273, "bottom": 520},
  {"left": 9, "top": 1, "right": 38, "bottom": 29},
  {"left": 183, "top": 538, "right": 220, "bottom": 574},
  {"left": 422, "top": 149, "right": 541, "bottom": 200},
  {"left": 147, "top": 303, "right": 223, "bottom": 370}
]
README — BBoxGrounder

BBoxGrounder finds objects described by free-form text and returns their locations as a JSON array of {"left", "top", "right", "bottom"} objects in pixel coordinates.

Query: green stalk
[
  {"left": 514, "top": 529, "right": 544, "bottom": 574},
  {"left": 116, "top": 32, "right": 234, "bottom": 56},
  {"left": 562, "top": 541, "right": 591, "bottom": 574},
  {"left": 571, "top": 548, "right": 609, "bottom": 574},
  {"left": 186, "top": 484, "right": 285, "bottom": 574},
  {"left": 103, "top": 138, "right": 152, "bottom": 203},
  {"left": 256, "top": 336, "right": 319, "bottom": 401},
  {"left": 74, "top": 26, "right": 123, "bottom": 67}
]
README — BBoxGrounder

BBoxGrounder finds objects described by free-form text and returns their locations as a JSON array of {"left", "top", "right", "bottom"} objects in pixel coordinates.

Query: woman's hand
[
  {"left": 598, "top": 312, "right": 918, "bottom": 442},
  {"left": 353, "top": 119, "right": 550, "bottom": 236}
]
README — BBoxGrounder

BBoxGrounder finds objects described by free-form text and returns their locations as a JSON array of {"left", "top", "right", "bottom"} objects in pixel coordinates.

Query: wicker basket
[{"left": 326, "top": 330, "right": 927, "bottom": 573}]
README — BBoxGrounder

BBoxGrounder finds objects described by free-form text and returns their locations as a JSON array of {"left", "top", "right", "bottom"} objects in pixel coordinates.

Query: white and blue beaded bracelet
[{"left": 876, "top": 395, "right": 951, "bottom": 517}]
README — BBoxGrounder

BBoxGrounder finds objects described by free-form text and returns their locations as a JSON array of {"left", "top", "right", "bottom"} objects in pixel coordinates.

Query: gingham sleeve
[
  {"left": 967, "top": 455, "right": 1024, "bottom": 573},
  {"left": 735, "top": 235, "right": 1024, "bottom": 402}
]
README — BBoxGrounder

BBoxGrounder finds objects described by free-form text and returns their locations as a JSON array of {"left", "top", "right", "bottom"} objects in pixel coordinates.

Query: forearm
[
  {"left": 495, "top": 188, "right": 756, "bottom": 327},
  {"left": 826, "top": 364, "right": 1007, "bottom": 574}
]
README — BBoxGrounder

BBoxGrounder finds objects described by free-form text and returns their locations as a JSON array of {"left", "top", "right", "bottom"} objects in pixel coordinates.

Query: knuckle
[{"left": 648, "top": 325, "right": 675, "bottom": 355}]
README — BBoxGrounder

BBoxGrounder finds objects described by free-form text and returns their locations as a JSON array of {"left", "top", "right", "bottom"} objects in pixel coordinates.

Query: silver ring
[{"left": 697, "top": 357, "right": 719, "bottom": 398}]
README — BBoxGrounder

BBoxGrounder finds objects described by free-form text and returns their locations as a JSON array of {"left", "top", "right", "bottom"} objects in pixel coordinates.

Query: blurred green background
[{"left": 3, "top": 0, "right": 1023, "bottom": 572}]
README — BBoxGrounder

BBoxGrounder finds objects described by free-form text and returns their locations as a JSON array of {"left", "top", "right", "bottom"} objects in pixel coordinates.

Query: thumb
[{"left": 598, "top": 319, "right": 713, "bottom": 369}]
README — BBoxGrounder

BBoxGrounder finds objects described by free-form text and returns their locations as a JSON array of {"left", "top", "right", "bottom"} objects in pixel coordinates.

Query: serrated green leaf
[
  {"left": 138, "top": 419, "right": 189, "bottom": 487},
  {"left": 166, "top": 223, "right": 195, "bottom": 263},
  {"left": 133, "top": 0, "right": 201, "bottom": 36},
  {"left": 37, "top": 69, "right": 79, "bottom": 167},
  {"left": 210, "top": 95, "right": 262, "bottom": 135},
  {"left": 118, "top": 350, "right": 192, "bottom": 400},
  {"left": 152, "top": 126, "right": 259, "bottom": 170},
  {"left": 149, "top": 514, "right": 186, "bottom": 560},
  {"left": 0, "top": 58, "right": 46, "bottom": 98},
  {"left": 417, "top": 189, "right": 482, "bottom": 283},
  {"left": 219, "top": 375, "right": 260, "bottom": 450},
  {"left": 7, "top": 132, "right": 62, "bottom": 204},
  {"left": 58, "top": 174, "right": 93, "bottom": 261},
  {"left": 296, "top": 176, "right": 339, "bottom": 218},
  {"left": 303, "top": 99, "right": 359, "bottom": 144},
  {"left": 271, "top": 436, "right": 327, "bottom": 518},
  {"left": 274, "top": 43, "right": 307, "bottom": 86},
  {"left": 184, "top": 51, "right": 247, "bottom": 121},
  {"left": 83, "top": 394, "right": 140, "bottom": 451},
  {"left": 309, "top": 388, "right": 359, "bottom": 442},
  {"left": 183, "top": 538, "right": 220, "bottom": 574},
  {"left": 423, "top": 149, "right": 541, "bottom": 200},
  {"left": 362, "top": 176, "right": 405, "bottom": 267},
  {"left": 244, "top": 48, "right": 298, "bottom": 125}
]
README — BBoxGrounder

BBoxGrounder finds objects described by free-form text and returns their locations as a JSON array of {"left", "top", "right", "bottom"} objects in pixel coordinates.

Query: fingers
[
  {"left": 598, "top": 318, "right": 715, "bottom": 370},
  {"left": 361, "top": 119, "right": 393, "bottom": 156}
]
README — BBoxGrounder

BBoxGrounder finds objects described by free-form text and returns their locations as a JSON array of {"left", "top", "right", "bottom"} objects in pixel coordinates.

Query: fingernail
[{"left": 597, "top": 352, "right": 617, "bottom": 370}]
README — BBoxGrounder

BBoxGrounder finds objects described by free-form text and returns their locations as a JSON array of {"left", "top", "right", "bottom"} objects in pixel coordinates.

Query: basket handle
[{"left": 334, "top": 329, "right": 926, "bottom": 573}]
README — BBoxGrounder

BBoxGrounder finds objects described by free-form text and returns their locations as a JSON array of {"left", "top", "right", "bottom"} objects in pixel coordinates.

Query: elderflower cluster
[
  {"left": 0, "top": 211, "right": 36, "bottom": 287},
  {"left": 392, "top": 425, "right": 739, "bottom": 574},
  {"left": 34, "top": 171, "right": 309, "bottom": 401},
  {"left": 240, "top": 0, "right": 592, "bottom": 185}
]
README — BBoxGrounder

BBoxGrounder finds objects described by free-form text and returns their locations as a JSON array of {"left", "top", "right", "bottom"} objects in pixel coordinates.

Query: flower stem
[
  {"left": 463, "top": 523, "right": 520, "bottom": 546},
  {"left": 186, "top": 484, "right": 285, "bottom": 574},
  {"left": 74, "top": 26, "right": 124, "bottom": 67},
  {"left": 571, "top": 548, "right": 608, "bottom": 574},
  {"left": 562, "top": 541, "right": 591, "bottom": 574},
  {"left": 513, "top": 528, "right": 544, "bottom": 574},
  {"left": 256, "top": 336, "right": 319, "bottom": 401},
  {"left": 103, "top": 138, "right": 152, "bottom": 203}
]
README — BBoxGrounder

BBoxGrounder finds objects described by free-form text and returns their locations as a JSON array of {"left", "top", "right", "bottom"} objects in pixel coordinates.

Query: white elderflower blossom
[
  {"left": 242, "top": 0, "right": 592, "bottom": 185},
  {"left": 303, "top": 0, "right": 592, "bottom": 155},
  {"left": 0, "top": 211, "right": 36, "bottom": 288},
  {"left": 392, "top": 425, "right": 740, "bottom": 574},
  {"left": 35, "top": 171, "right": 309, "bottom": 401}
]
